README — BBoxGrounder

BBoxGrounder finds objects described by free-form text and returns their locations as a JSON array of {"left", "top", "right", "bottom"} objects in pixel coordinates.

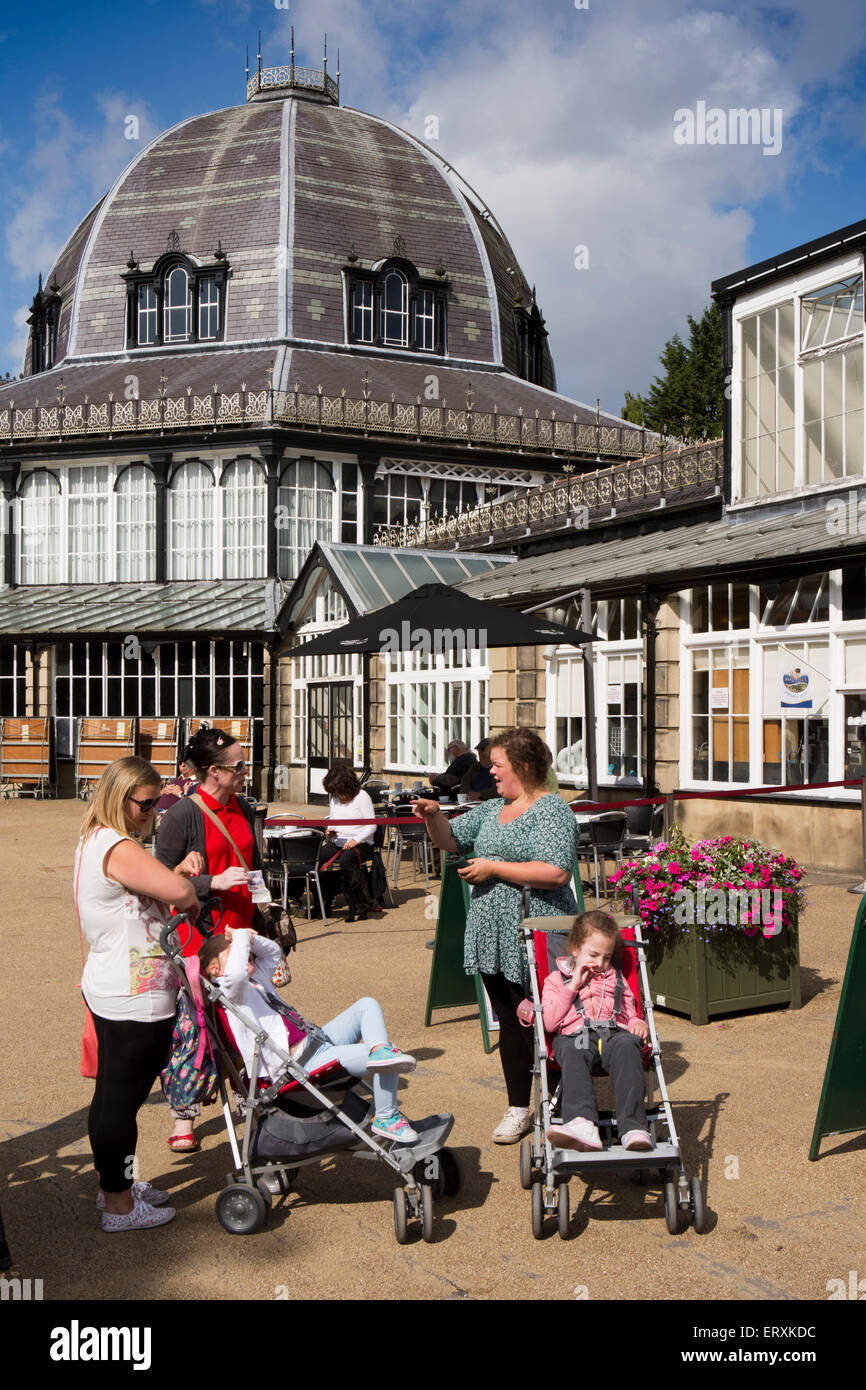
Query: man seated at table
[
  {"left": 427, "top": 740, "right": 474, "bottom": 791},
  {"left": 459, "top": 739, "right": 497, "bottom": 801}
]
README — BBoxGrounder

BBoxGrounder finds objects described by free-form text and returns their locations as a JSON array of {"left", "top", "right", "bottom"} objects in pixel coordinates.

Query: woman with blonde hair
[{"left": 76, "top": 756, "right": 200, "bottom": 1232}]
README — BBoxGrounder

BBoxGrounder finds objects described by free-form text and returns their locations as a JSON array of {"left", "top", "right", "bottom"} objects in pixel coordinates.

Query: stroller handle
[{"left": 159, "top": 894, "right": 223, "bottom": 957}]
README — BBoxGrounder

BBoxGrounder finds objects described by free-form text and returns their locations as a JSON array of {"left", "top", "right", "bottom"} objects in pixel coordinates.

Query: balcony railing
[
  {"left": 246, "top": 64, "right": 339, "bottom": 105},
  {"left": 372, "top": 439, "right": 724, "bottom": 549},
  {"left": 0, "top": 379, "right": 658, "bottom": 460}
]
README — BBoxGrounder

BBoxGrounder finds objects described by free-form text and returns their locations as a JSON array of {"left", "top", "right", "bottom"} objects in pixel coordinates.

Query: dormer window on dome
[
  {"left": 27, "top": 275, "right": 62, "bottom": 375},
  {"left": 344, "top": 257, "right": 448, "bottom": 354},
  {"left": 513, "top": 294, "right": 548, "bottom": 386},
  {"left": 123, "top": 246, "right": 230, "bottom": 350}
]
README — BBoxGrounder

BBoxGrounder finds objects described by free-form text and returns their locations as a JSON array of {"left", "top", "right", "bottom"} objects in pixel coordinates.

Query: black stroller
[{"left": 160, "top": 905, "right": 460, "bottom": 1243}]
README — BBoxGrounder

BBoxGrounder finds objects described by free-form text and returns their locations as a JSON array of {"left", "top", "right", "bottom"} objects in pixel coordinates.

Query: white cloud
[{"left": 5, "top": 88, "right": 161, "bottom": 286}]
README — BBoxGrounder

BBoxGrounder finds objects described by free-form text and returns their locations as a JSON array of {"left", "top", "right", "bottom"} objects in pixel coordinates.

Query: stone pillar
[
  {"left": 515, "top": 645, "right": 546, "bottom": 736},
  {"left": 653, "top": 595, "right": 681, "bottom": 795},
  {"left": 368, "top": 651, "right": 387, "bottom": 771},
  {"left": 489, "top": 647, "right": 517, "bottom": 733},
  {"left": 0, "top": 459, "right": 20, "bottom": 588},
  {"left": 148, "top": 450, "right": 171, "bottom": 584},
  {"left": 259, "top": 442, "right": 284, "bottom": 579}
]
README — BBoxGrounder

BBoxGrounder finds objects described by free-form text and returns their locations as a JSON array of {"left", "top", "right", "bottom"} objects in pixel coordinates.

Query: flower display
[{"left": 609, "top": 827, "right": 807, "bottom": 943}]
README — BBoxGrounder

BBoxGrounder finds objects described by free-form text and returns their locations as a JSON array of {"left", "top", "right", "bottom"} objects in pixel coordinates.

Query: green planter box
[{"left": 643, "top": 910, "right": 801, "bottom": 1026}]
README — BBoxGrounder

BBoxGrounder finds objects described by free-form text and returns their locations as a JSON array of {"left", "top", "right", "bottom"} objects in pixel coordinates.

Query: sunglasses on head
[{"left": 128, "top": 794, "right": 160, "bottom": 812}]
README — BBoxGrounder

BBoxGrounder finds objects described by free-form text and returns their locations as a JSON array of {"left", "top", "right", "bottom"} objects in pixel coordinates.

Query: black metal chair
[
  {"left": 274, "top": 831, "right": 327, "bottom": 927},
  {"left": 576, "top": 811, "right": 627, "bottom": 904},
  {"left": 388, "top": 799, "right": 432, "bottom": 891},
  {"left": 622, "top": 802, "right": 664, "bottom": 857}
]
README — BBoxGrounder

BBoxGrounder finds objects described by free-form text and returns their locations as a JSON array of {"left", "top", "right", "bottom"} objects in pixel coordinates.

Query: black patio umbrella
[{"left": 287, "top": 582, "right": 594, "bottom": 656}]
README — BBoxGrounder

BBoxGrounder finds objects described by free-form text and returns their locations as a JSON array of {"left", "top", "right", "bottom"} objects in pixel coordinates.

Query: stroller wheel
[
  {"left": 664, "top": 1180, "right": 682, "bottom": 1236},
  {"left": 531, "top": 1181, "right": 545, "bottom": 1240},
  {"left": 690, "top": 1176, "right": 707, "bottom": 1233},
  {"left": 216, "top": 1184, "right": 268, "bottom": 1235},
  {"left": 438, "top": 1147, "right": 462, "bottom": 1196},
  {"left": 519, "top": 1136, "right": 534, "bottom": 1191},
  {"left": 393, "top": 1188, "right": 410, "bottom": 1245},
  {"left": 557, "top": 1182, "right": 570, "bottom": 1239},
  {"left": 420, "top": 1184, "right": 435, "bottom": 1243}
]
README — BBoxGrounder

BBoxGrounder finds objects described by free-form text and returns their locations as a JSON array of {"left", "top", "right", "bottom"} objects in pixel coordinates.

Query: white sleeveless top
[{"left": 75, "top": 827, "right": 178, "bottom": 1022}]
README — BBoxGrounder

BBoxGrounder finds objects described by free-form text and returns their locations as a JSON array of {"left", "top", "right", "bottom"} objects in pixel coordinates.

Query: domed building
[{"left": 0, "top": 49, "right": 652, "bottom": 797}]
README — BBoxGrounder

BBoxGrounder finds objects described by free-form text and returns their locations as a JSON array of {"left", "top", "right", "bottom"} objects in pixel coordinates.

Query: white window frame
[
  {"left": 731, "top": 252, "right": 866, "bottom": 506},
  {"left": 680, "top": 572, "right": 864, "bottom": 800},
  {"left": 385, "top": 646, "right": 489, "bottom": 774}
]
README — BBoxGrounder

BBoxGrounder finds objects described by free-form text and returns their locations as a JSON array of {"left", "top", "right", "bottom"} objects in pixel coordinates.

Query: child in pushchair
[
  {"left": 542, "top": 910, "right": 651, "bottom": 1153},
  {"left": 201, "top": 928, "right": 418, "bottom": 1142},
  {"left": 161, "top": 907, "right": 460, "bottom": 1242}
]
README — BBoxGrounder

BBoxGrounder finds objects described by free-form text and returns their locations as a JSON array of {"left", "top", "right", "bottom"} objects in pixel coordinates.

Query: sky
[{"left": 1, "top": 0, "right": 866, "bottom": 414}]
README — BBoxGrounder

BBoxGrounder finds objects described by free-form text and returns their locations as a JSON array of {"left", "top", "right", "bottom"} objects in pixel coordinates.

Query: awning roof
[
  {"left": 286, "top": 542, "right": 512, "bottom": 625},
  {"left": 0, "top": 579, "right": 284, "bottom": 638},
  {"left": 456, "top": 499, "right": 866, "bottom": 603}
]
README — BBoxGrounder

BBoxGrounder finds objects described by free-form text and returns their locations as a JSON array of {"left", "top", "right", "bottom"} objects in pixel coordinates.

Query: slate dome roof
[{"left": 25, "top": 79, "right": 554, "bottom": 387}]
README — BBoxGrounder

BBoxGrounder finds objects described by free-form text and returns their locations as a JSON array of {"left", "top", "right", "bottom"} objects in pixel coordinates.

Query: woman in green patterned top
[{"left": 414, "top": 728, "right": 579, "bottom": 1144}]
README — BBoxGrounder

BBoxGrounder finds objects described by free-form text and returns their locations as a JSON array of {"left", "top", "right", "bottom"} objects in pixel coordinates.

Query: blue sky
[{"left": 2, "top": 0, "right": 866, "bottom": 410}]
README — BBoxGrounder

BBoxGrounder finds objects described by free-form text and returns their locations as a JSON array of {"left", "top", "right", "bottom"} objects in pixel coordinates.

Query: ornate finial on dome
[
  {"left": 434, "top": 259, "right": 447, "bottom": 279},
  {"left": 213, "top": 240, "right": 226, "bottom": 262},
  {"left": 245, "top": 45, "right": 249, "bottom": 85},
  {"left": 346, "top": 244, "right": 359, "bottom": 265},
  {"left": 323, "top": 32, "right": 328, "bottom": 81},
  {"left": 127, "top": 251, "right": 139, "bottom": 271},
  {"left": 290, "top": 26, "right": 295, "bottom": 68}
]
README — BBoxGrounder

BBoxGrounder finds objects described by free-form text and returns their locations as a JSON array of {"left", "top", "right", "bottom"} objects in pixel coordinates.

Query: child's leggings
[
  {"left": 302, "top": 996, "right": 399, "bottom": 1118},
  {"left": 553, "top": 1027, "right": 647, "bottom": 1135}
]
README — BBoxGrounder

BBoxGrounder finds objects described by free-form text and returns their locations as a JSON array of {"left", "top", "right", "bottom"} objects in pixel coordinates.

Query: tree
[{"left": 622, "top": 302, "right": 724, "bottom": 440}]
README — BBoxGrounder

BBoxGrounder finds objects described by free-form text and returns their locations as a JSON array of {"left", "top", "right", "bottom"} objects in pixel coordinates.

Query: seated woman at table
[
  {"left": 319, "top": 764, "right": 378, "bottom": 922},
  {"left": 414, "top": 727, "right": 579, "bottom": 1145}
]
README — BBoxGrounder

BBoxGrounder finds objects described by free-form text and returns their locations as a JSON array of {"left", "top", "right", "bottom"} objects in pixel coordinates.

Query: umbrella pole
[{"left": 582, "top": 587, "right": 598, "bottom": 802}]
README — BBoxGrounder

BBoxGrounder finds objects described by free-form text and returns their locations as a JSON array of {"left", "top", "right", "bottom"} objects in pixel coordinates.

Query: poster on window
[{"left": 763, "top": 646, "right": 830, "bottom": 718}]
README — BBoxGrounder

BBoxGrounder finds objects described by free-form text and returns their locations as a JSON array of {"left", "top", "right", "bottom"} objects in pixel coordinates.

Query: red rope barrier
[{"left": 264, "top": 777, "right": 865, "bottom": 830}]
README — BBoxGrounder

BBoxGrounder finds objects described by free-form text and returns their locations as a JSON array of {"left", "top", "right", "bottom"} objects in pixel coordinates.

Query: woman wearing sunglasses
[
  {"left": 155, "top": 725, "right": 264, "bottom": 1151},
  {"left": 76, "top": 756, "right": 201, "bottom": 1231}
]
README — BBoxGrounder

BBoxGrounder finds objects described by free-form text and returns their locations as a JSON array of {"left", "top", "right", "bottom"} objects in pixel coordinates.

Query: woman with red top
[{"left": 155, "top": 725, "right": 264, "bottom": 1150}]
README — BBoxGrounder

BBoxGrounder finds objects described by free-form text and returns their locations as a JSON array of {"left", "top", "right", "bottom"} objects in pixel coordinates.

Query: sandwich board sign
[
  {"left": 424, "top": 855, "right": 497, "bottom": 1053},
  {"left": 809, "top": 893, "right": 866, "bottom": 1159}
]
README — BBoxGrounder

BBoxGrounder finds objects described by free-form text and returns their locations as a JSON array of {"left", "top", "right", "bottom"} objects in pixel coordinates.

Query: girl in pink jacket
[{"left": 542, "top": 911, "right": 653, "bottom": 1153}]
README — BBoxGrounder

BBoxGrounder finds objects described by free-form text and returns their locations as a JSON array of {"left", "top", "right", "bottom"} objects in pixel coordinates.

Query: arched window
[
  {"left": 344, "top": 258, "right": 448, "bottom": 353},
  {"left": 222, "top": 459, "right": 266, "bottom": 578},
  {"left": 19, "top": 471, "right": 61, "bottom": 584},
  {"left": 277, "top": 459, "right": 335, "bottom": 581},
  {"left": 169, "top": 462, "right": 215, "bottom": 579},
  {"left": 67, "top": 466, "right": 110, "bottom": 583},
  {"left": 382, "top": 269, "right": 409, "bottom": 346},
  {"left": 164, "top": 266, "right": 192, "bottom": 342},
  {"left": 116, "top": 465, "right": 156, "bottom": 581}
]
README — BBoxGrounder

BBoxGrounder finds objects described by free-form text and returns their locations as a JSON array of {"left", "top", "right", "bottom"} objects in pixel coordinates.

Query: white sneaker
[
  {"left": 492, "top": 1106, "right": 532, "bottom": 1144},
  {"left": 96, "top": 1181, "right": 169, "bottom": 1212}
]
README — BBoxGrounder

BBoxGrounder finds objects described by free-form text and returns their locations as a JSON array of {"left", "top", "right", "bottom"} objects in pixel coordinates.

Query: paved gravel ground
[{"left": 2, "top": 799, "right": 864, "bottom": 1313}]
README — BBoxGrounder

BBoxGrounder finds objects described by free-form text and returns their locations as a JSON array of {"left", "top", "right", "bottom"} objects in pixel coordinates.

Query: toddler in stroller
[
  {"left": 201, "top": 928, "right": 419, "bottom": 1142},
  {"left": 542, "top": 911, "right": 651, "bottom": 1153}
]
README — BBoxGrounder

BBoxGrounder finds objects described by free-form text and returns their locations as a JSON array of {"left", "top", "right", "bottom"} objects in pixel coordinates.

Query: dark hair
[
  {"left": 475, "top": 738, "right": 492, "bottom": 754},
  {"left": 182, "top": 727, "right": 237, "bottom": 778},
  {"left": 488, "top": 728, "right": 551, "bottom": 790},
  {"left": 568, "top": 911, "right": 621, "bottom": 958},
  {"left": 199, "top": 934, "right": 229, "bottom": 978},
  {"left": 322, "top": 763, "right": 361, "bottom": 800}
]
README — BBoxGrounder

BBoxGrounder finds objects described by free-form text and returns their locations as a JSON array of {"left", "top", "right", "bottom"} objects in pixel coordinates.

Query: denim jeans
[{"left": 302, "top": 996, "right": 398, "bottom": 1118}]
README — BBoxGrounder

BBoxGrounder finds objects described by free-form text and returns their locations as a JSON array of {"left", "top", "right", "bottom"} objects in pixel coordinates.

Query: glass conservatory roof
[{"left": 294, "top": 543, "right": 512, "bottom": 618}]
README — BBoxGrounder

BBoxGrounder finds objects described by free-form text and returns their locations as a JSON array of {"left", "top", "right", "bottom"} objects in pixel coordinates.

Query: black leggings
[
  {"left": 87, "top": 1009, "right": 175, "bottom": 1193},
  {"left": 481, "top": 972, "right": 536, "bottom": 1108}
]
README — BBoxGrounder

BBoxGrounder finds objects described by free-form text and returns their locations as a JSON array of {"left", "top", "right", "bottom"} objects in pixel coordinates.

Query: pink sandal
[{"left": 167, "top": 1133, "right": 199, "bottom": 1152}]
